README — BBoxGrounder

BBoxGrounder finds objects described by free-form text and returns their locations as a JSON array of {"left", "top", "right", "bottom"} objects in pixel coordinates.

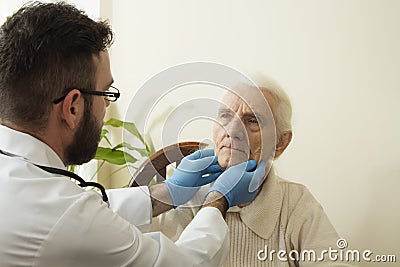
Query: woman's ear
[
  {"left": 61, "top": 89, "right": 83, "bottom": 129},
  {"left": 275, "top": 131, "right": 292, "bottom": 158}
]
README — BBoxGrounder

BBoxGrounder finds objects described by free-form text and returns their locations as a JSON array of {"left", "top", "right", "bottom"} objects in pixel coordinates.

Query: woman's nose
[{"left": 225, "top": 117, "right": 246, "bottom": 140}]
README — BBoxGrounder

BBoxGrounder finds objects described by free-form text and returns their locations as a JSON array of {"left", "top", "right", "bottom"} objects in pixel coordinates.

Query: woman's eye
[
  {"left": 249, "top": 118, "right": 258, "bottom": 124},
  {"left": 220, "top": 113, "right": 231, "bottom": 119}
]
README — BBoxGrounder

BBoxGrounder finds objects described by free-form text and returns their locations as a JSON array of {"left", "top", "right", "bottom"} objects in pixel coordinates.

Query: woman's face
[{"left": 213, "top": 88, "right": 276, "bottom": 169}]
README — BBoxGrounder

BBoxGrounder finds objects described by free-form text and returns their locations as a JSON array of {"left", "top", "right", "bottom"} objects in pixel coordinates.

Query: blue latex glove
[
  {"left": 165, "top": 149, "right": 222, "bottom": 207},
  {"left": 207, "top": 160, "right": 267, "bottom": 207}
]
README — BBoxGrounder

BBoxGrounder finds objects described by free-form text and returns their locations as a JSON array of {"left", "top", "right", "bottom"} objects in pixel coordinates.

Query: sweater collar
[
  {"left": 227, "top": 167, "right": 283, "bottom": 240},
  {"left": 0, "top": 124, "right": 66, "bottom": 169}
]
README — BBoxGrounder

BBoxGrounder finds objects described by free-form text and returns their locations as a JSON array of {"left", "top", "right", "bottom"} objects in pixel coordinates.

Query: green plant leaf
[
  {"left": 148, "top": 176, "right": 157, "bottom": 186},
  {"left": 101, "top": 129, "right": 109, "bottom": 138},
  {"left": 104, "top": 118, "right": 123, "bottom": 127},
  {"left": 144, "top": 133, "right": 156, "bottom": 155},
  {"left": 112, "top": 142, "right": 148, "bottom": 157},
  {"left": 104, "top": 118, "right": 145, "bottom": 145},
  {"left": 68, "top": 165, "right": 77, "bottom": 173},
  {"left": 95, "top": 147, "right": 137, "bottom": 165},
  {"left": 91, "top": 118, "right": 157, "bottom": 186},
  {"left": 100, "top": 129, "right": 112, "bottom": 146}
]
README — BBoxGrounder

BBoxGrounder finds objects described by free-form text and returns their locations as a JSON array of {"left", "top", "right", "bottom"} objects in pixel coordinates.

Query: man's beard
[{"left": 64, "top": 105, "right": 102, "bottom": 166}]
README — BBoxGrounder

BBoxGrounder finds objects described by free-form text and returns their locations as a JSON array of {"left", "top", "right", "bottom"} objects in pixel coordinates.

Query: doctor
[{"left": 0, "top": 2, "right": 266, "bottom": 267}]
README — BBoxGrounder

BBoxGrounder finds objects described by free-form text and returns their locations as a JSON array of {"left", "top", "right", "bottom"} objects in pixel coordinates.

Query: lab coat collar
[
  {"left": 0, "top": 124, "right": 66, "bottom": 169},
  {"left": 227, "top": 166, "right": 283, "bottom": 240}
]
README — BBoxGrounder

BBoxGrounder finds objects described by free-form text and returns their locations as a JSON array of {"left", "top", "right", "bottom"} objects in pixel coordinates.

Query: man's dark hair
[{"left": 0, "top": 1, "right": 113, "bottom": 131}]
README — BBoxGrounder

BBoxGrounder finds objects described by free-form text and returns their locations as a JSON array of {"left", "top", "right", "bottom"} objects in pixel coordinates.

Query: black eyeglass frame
[{"left": 53, "top": 86, "right": 120, "bottom": 104}]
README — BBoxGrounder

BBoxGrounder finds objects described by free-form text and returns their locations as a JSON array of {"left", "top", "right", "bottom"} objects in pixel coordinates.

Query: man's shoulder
[{"left": 0, "top": 158, "right": 100, "bottom": 225}]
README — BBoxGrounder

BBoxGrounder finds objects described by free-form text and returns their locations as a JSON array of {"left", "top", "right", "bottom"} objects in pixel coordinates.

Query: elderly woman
[{"left": 150, "top": 81, "right": 354, "bottom": 267}]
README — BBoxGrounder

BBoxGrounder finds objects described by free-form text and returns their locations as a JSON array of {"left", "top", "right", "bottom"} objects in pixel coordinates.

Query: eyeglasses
[{"left": 53, "top": 86, "right": 120, "bottom": 104}]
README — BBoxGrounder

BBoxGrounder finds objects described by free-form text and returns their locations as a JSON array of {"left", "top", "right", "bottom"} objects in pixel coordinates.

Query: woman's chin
[{"left": 218, "top": 155, "right": 248, "bottom": 170}]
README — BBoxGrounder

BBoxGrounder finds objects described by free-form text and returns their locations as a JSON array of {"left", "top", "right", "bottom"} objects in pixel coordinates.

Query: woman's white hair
[{"left": 251, "top": 77, "right": 293, "bottom": 139}]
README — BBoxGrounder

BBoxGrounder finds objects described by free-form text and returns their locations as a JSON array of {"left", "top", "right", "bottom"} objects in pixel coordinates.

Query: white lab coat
[{"left": 0, "top": 125, "right": 229, "bottom": 266}]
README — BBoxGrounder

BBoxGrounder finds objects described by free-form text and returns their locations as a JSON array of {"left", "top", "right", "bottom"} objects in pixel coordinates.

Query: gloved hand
[
  {"left": 207, "top": 160, "right": 267, "bottom": 207},
  {"left": 165, "top": 149, "right": 222, "bottom": 207}
]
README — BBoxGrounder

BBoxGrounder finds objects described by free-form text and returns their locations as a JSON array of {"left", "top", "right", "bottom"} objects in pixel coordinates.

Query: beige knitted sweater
[{"left": 151, "top": 171, "right": 355, "bottom": 266}]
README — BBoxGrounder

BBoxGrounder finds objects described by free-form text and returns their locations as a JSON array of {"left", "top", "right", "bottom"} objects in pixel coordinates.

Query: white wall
[
  {"left": 106, "top": 0, "right": 400, "bottom": 265},
  {"left": 1, "top": 0, "right": 399, "bottom": 264}
]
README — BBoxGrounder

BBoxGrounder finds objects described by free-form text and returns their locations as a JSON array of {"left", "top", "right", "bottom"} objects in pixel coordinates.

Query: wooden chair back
[{"left": 129, "top": 141, "right": 205, "bottom": 187}]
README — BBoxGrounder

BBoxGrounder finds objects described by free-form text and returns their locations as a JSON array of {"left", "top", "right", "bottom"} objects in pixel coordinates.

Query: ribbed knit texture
[
  {"left": 151, "top": 173, "right": 353, "bottom": 266},
  {"left": 223, "top": 212, "right": 288, "bottom": 267}
]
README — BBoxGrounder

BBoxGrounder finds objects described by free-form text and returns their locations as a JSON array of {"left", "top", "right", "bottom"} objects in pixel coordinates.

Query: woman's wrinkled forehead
[{"left": 221, "top": 86, "right": 274, "bottom": 116}]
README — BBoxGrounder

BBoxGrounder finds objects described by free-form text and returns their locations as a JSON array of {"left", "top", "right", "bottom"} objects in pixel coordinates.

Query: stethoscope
[{"left": 0, "top": 149, "right": 109, "bottom": 206}]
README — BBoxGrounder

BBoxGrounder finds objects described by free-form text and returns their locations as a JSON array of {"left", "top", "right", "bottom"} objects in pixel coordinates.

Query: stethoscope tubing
[{"left": 0, "top": 149, "right": 109, "bottom": 205}]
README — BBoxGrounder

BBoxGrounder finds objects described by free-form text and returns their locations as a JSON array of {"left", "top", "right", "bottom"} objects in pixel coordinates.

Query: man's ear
[
  {"left": 61, "top": 89, "right": 83, "bottom": 130},
  {"left": 275, "top": 131, "right": 292, "bottom": 158}
]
